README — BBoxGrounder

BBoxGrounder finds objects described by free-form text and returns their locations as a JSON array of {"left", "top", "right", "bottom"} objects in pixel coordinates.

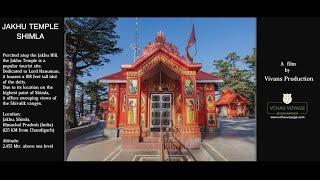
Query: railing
[{"left": 161, "top": 128, "right": 197, "bottom": 161}]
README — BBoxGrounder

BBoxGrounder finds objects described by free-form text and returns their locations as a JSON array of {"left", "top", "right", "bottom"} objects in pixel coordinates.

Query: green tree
[
  {"left": 84, "top": 80, "right": 106, "bottom": 118},
  {"left": 242, "top": 48, "right": 256, "bottom": 80},
  {"left": 75, "top": 83, "right": 86, "bottom": 117},
  {"left": 65, "top": 17, "right": 122, "bottom": 128},
  {"left": 213, "top": 50, "right": 256, "bottom": 115}
]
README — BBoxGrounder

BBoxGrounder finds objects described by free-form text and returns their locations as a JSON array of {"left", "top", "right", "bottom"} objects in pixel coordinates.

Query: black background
[
  {"left": 257, "top": 18, "right": 320, "bottom": 161},
  {"left": 0, "top": 17, "right": 64, "bottom": 161}
]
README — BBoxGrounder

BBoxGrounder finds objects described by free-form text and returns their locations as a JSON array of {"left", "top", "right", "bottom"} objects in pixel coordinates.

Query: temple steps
[
  {"left": 142, "top": 136, "right": 161, "bottom": 143},
  {"left": 134, "top": 142, "right": 162, "bottom": 149},
  {"left": 131, "top": 132, "right": 173, "bottom": 149}
]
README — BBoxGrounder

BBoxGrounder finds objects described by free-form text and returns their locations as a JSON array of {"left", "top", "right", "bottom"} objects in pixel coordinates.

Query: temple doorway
[{"left": 150, "top": 93, "right": 172, "bottom": 129}]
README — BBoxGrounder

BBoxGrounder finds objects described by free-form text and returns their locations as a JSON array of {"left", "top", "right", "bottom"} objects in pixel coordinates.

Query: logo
[
  {"left": 282, "top": 93, "right": 292, "bottom": 104},
  {"left": 267, "top": 93, "right": 308, "bottom": 118}
]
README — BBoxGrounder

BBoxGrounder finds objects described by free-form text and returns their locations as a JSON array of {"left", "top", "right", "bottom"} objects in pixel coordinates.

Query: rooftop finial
[{"left": 155, "top": 31, "right": 165, "bottom": 44}]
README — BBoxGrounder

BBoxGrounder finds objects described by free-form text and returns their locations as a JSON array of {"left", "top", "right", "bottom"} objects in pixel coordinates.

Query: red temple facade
[
  {"left": 216, "top": 89, "right": 249, "bottom": 118},
  {"left": 99, "top": 32, "right": 223, "bottom": 149}
]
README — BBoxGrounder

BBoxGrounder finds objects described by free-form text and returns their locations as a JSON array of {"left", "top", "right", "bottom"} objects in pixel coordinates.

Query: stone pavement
[
  {"left": 105, "top": 145, "right": 215, "bottom": 161},
  {"left": 66, "top": 118, "right": 256, "bottom": 161},
  {"left": 201, "top": 118, "right": 256, "bottom": 161},
  {"left": 66, "top": 120, "right": 121, "bottom": 161}
]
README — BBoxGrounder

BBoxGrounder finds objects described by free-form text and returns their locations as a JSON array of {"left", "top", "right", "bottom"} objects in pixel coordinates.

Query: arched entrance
[{"left": 140, "top": 62, "right": 182, "bottom": 132}]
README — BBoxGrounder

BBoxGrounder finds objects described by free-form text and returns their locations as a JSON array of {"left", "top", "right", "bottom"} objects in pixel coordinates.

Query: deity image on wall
[
  {"left": 128, "top": 98, "right": 137, "bottom": 124},
  {"left": 108, "top": 113, "right": 115, "bottom": 125},
  {"left": 109, "top": 95, "right": 117, "bottom": 111},
  {"left": 208, "top": 113, "right": 216, "bottom": 126},
  {"left": 207, "top": 95, "right": 214, "bottom": 110},
  {"left": 128, "top": 79, "right": 138, "bottom": 94},
  {"left": 185, "top": 78, "right": 193, "bottom": 94},
  {"left": 186, "top": 99, "right": 195, "bottom": 124}
]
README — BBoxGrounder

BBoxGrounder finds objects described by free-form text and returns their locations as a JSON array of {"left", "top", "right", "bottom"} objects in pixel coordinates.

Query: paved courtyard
[
  {"left": 201, "top": 118, "right": 256, "bottom": 161},
  {"left": 66, "top": 118, "right": 256, "bottom": 161}
]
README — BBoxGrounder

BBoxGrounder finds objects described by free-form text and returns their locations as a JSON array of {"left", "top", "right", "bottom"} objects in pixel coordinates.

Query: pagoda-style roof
[
  {"left": 216, "top": 89, "right": 249, "bottom": 106},
  {"left": 99, "top": 31, "right": 223, "bottom": 84}
]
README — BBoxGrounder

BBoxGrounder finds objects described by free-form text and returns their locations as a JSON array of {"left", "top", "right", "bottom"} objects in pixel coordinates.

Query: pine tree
[
  {"left": 65, "top": 17, "right": 122, "bottom": 128},
  {"left": 84, "top": 80, "right": 106, "bottom": 118}
]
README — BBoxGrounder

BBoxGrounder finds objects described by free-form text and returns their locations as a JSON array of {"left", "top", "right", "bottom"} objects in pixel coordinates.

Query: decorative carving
[
  {"left": 176, "top": 93, "right": 182, "bottom": 112},
  {"left": 144, "top": 73, "right": 177, "bottom": 92},
  {"left": 127, "top": 54, "right": 196, "bottom": 77},
  {"left": 142, "top": 32, "right": 180, "bottom": 57},
  {"left": 208, "top": 113, "right": 216, "bottom": 126},
  {"left": 121, "top": 93, "right": 126, "bottom": 112},
  {"left": 177, "top": 114, "right": 182, "bottom": 125},
  {"left": 140, "top": 113, "right": 145, "bottom": 126},
  {"left": 197, "top": 95, "right": 200, "bottom": 111},
  {"left": 141, "top": 95, "right": 146, "bottom": 111}
]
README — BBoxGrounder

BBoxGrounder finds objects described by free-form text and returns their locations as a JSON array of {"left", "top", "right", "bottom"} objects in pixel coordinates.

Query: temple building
[
  {"left": 99, "top": 32, "right": 223, "bottom": 149},
  {"left": 216, "top": 89, "right": 249, "bottom": 118}
]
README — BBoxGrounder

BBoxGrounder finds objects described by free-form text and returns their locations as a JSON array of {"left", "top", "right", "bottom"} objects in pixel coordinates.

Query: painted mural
[
  {"left": 128, "top": 79, "right": 138, "bottom": 94},
  {"left": 108, "top": 113, "right": 115, "bottom": 125},
  {"left": 128, "top": 98, "right": 137, "bottom": 124},
  {"left": 109, "top": 95, "right": 117, "bottom": 111},
  {"left": 185, "top": 78, "right": 193, "bottom": 94},
  {"left": 186, "top": 99, "right": 195, "bottom": 124},
  {"left": 208, "top": 113, "right": 216, "bottom": 126},
  {"left": 207, "top": 95, "right": 214, "bottom": 110}
]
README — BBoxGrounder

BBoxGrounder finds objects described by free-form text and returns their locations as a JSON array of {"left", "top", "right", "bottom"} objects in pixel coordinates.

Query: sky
[{"left": 79, "top": 17, "right": 256, "bottom": 82}]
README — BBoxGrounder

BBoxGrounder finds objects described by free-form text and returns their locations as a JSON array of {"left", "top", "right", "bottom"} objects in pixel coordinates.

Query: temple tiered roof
[{"left": 99, "top": 32, "right": 223, "bottom": 84}]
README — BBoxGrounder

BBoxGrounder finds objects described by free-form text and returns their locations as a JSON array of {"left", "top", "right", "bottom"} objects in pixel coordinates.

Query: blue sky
[{"left": 79, "top": 17, "right": 256, "bottom": 82}]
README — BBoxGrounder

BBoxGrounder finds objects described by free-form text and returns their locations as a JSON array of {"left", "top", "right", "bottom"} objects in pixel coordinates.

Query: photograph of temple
[{"left": 65, "top": 17, "right": 256, "bottom": 161}]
